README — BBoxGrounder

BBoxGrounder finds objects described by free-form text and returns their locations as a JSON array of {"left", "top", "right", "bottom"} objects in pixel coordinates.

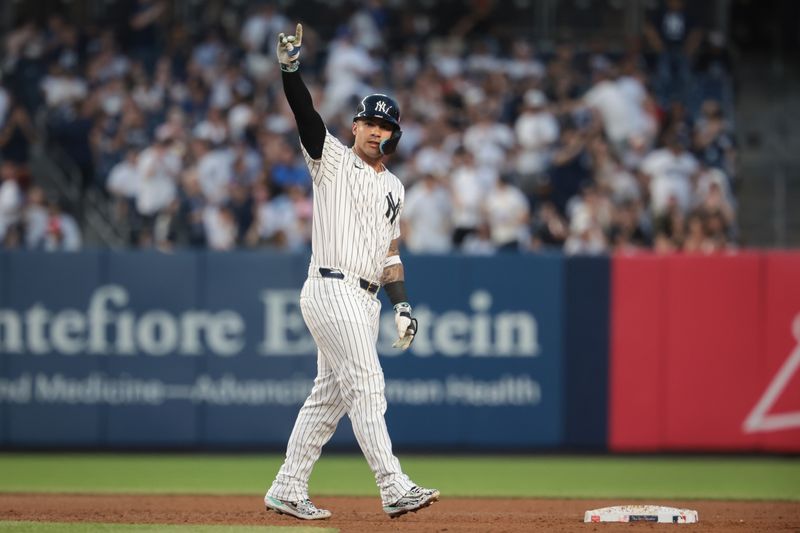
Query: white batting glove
[
  {"left": 392, "top": 302, "right": 418, "bottom": 350},
  {"left": 277, "top": 23, "right": 303, "bottom": 72}
]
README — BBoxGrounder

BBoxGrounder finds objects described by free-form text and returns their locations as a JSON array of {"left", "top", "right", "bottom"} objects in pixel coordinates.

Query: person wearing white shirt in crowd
[
  {"left": 463, "top": 104, "right": 515, "bottom": 170},
  {"left": 616, "top": 61, "right": 658, "bottom": 148},
  {"left": 640, "top": 130, "right": 699, "bottom": 215},
  {"left": 22, "top": 186, "right": 49, "bottom": 249},
  {"left": 246, "top": 182, "right": 296, "bottom": 248},
  {"left": 429, "top": 38, "right": 464, "bottom": 79},
  {"left": 465, "top": 40, "right": 503, "bottom": 76},
  {"left": 589, "top": 137, "right": 641, "bottom": 204},
  {"left": 505, "top": 39, "right": 545, "bottom": 81},
  {"left": 694, "top": 163, "right": 735, "bottom": 211},
  {"left": 412, "top": 132, "right": 453, "bottom": 180},
  {"left": 0, "top": 161, "right": 23, "bottom": 244},
  {"left": 401, "top": 173, "right": 453, "bottom": 254},
  {"left": 135, "top": 133, "right": 182, "bottom": 220},
  {"left": 348, "top": 1, "right": 386, "bottom": 52},
  {"left": 566, "top": 183, "right": 613, "bottom": 241},
  {"left": 241, "top": 2, "right": 289, "bottom": 53},
  {"left": 43, "top": 200, "right": 81, "bottom": 251},
  {"left": 483, "top": 173, "right": 530, "bottom": 251},
  {"left": 195, "top": 138, "right": 234, "bottom": 206},
  {"left": 320, "top": 31, "right": 377, "bottom": 121},
  {"left": 514, "top": 89, "right": 559, "bottom": 184},
  {"left": 583, "top": 64, "right": 637, "bottom": 155},
  {"left": 203, "top": 204, "right": 238, "bottom": 251},
  {"left": 564, "top": 208, "right": 607, "bottom": 256},
  {"left": 193, "top": 106, "right": 229, "bottom": 146},
  {"left": 106, "top": 148, "right": 140, "bottom": 220},
  {"left": 40, "top": 64, "right": 88, "bottom": 109},
  {"left": 228, "top": 99, "right": 255, "bottom": 141},
  {"left": 449, "top": 147, "right": 490, "bottom": 247}
]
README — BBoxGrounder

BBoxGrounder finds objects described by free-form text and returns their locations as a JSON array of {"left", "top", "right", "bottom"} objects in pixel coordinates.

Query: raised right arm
[
  {"left": 277, "top": 24, "right": 325, "bottom": 160},
  {"left": 281, "top": 70, "right": 325, "bottom": 160}
]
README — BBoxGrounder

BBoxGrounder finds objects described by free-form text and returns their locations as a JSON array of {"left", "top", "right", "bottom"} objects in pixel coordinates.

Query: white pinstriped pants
[{"left": 268, "top": 276, "right": 414, "bottom": 505}]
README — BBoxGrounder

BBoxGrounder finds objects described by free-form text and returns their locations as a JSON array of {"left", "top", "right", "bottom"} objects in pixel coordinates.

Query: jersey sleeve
[{"left": 301, "top": 130, "right": 346, "bottom": 186}]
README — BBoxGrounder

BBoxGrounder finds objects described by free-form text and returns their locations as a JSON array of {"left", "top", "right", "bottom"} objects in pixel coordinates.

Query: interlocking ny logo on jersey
[
  {"left": 385, "top": 192, "right": 400, "bottom": 224},
  {"left": 375, "top": 100, "right": 392, "bottom": 114}
]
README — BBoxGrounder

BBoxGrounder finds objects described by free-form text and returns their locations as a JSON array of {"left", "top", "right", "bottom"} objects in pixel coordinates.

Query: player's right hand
[{"left": 277, "top": 23, "right": 303, "bottom": 68}]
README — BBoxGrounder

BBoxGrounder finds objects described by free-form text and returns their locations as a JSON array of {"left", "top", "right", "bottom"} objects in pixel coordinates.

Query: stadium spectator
[
  {"left": 245, "top": 182, "right": 295, "bottom": 249},
  {"left": 176, "top": 170, "right": 208, "bottom": 248},
  {"left": 21, "top": 186, "right": 49, "bottom": 249},
  {"left": 692, "top": 99, "right": 736, "bottom": 184},
  {"left": 530, "top": 201, "right": 569, "bottom": 251},
  {"left": 449, "top": 147, "right": 491, "bottom": 248},
  {"left": 483, "top": 173, "right": 530, "bottom": 252},
  {"left": 643, "top": 0, "right": 703, "bottom": 106},
  {"left": 0, "top": 95, "right": 36, "bottom": 166},
  {"left": 608, "top": 199, "right": 651, "bottom": 252},
  {"left": 106, "top": 148, "right": 141, "bottom": 237},
  {"left": 0, "top": 161, "right": 23, "bottom": 246},
  {"left": 401, "top": 173, "right": 454, "bottom": 254},
  {"left": 640, "top": 129, "right": 699, "bottom": 215},
  {"left": 135, "top": 131, "right": 182, "bottom": 242},
  {"left": 203, "top": 204, "right": 238, "bottom": 251},
  {"left": 548, "top": 126, "right": 593, "bottom": 217},
  {"left": 514, "top": 89, "right": 559, "bottom": 202},
  {"left": 461, "top": 222, "right": 496, "bottom": 255},
  {"left": 42, "top": 199, "right": 81, "bottom": 251}
]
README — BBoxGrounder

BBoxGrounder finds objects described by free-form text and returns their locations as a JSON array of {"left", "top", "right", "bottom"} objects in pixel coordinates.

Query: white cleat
[
  {"left": 264, "top": 495, "right": 332, "bottom": 520},
  {"left": 383, "top": 486, "right": 440, "bottom": 518}
]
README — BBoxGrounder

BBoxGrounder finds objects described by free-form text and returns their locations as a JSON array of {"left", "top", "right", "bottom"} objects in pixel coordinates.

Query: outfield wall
[
  {"left": 609, "top": 252, "right": 800, "bottom": 453},
  {"left": 0, "top": 250, "right": 797, "bottom": 452}
]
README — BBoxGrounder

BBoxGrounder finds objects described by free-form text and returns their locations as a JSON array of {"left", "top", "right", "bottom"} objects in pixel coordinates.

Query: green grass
[
  {"left": 0, "top": 522, "right": 333, "bottom": 533},
  {"left": 0, "top": 454, "right": 798, "bottom": 501}
]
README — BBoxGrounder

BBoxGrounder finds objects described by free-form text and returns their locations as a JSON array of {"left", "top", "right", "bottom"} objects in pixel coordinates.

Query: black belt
[{"left": 318, "top": 268, "right": 380, "bottom": 295}]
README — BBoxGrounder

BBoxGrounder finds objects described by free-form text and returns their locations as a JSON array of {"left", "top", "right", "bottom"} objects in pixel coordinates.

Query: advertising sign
[{"left": 0, "top": 251, "right": 573, "bottom": 449}]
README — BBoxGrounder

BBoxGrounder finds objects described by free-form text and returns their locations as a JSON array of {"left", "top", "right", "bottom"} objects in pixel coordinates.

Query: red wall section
[
  {"left": 756, "top": 252, "right": 800, "bottom": 451},
  {"left": 609, "top": 255, "right": 665, "bottom": 451},
  {"left": 662, "top": 254, "right": 762, "bottom": 450},
  {"left": 610, "top": 251, "right": 800, "bottom": 452}
]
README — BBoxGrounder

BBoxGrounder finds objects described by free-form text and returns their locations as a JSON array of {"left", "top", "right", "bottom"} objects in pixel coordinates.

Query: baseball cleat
[
  {"left": 383, "top": 486, "right": 440, "bottom": 518},
  {"left": 264, "top": 495, "right": 332, "bottom": 520}
]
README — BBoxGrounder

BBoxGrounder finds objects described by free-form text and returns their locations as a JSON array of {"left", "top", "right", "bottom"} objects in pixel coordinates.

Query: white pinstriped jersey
[{"left": 301, "top": 130, "right": 404, "bottom": 283}]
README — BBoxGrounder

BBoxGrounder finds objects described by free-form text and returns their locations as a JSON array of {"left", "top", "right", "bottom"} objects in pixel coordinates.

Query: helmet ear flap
[{"left": 380, "top": 129, "right": 403, "bottom": 155}]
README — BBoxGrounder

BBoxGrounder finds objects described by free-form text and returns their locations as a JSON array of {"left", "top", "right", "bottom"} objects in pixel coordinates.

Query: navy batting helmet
[
  {"left": 353, "top": 94, "right": 402, "bottom": 155},
  {"left": 354, "top": 94, "right": 400, "bottom": 128}
]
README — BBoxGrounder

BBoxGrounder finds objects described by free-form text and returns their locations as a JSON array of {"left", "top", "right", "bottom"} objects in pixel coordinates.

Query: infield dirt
[{"left": 1, "top": 493, "right": 798, "bottom": 532}]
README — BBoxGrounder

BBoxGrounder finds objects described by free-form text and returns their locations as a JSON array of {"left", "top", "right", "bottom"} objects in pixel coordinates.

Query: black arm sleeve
[
  {"left": 281, "top": 70, "right": 326, "bottom": 160},
  {"left": 383, "top": 281, "right": 409, "bottom": 307}
]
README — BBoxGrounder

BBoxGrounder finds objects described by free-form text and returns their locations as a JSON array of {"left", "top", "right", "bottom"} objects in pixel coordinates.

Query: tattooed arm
[
  {"left": 380, "top": 238, "right": 404, "bottom": 285},
  {"left": 381, "top": 238, "right": 417, "bottom": 350}
]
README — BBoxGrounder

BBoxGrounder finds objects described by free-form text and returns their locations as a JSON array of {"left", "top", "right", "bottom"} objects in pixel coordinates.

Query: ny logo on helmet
[{"left": 375, "top": 100, "right": 392, "bottom": 114}]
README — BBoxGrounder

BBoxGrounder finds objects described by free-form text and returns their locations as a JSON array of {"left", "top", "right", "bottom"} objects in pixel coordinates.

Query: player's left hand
[{"left": 392, "top": 303, "right": 418, "bottom": 350}]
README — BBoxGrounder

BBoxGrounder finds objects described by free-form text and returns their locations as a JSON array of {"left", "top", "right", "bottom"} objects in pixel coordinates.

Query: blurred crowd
[{"left": 0, "top": 0, "right": 738, "bottom": 254}]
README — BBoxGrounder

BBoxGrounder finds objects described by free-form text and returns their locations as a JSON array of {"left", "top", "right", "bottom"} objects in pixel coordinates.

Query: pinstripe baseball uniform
[
  {"left": 265, "top": 25, "right": 437, "bottom": 521},
  {"left": 267, "top": 129, "right": 416, "bottom": 506}
]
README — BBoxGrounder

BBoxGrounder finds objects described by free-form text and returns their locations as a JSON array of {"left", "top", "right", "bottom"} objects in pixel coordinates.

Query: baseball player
[{"left": 263, "top": 24, "right": 439, "bottom": 521}]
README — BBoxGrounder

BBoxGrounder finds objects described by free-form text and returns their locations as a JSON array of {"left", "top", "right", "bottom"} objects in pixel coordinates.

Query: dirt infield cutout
[{"left": 1, "top": 493, "right": 798, "bottom": 532}]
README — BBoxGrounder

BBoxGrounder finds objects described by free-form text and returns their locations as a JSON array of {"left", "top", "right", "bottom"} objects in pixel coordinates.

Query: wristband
[
  {"left": 383, "top": 280, "right": 408, "bottom": 307},
  {"left": 280, "top": 61, "right": 299, "bottom": 73}
]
